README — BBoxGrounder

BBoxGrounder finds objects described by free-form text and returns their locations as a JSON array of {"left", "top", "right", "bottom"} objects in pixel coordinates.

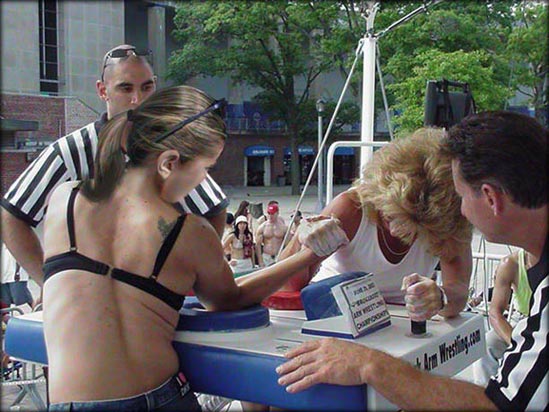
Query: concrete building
[{"left": 1, "top": 0, "right": 367, "bottom": 195}]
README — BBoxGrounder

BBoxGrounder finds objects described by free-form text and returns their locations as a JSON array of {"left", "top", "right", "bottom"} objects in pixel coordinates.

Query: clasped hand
[
  {"left": 296, "top": 215, "right": 349, "bottom": 257},
  {"left": 401, "top": 273, "right": 443, "bottom": 321}
]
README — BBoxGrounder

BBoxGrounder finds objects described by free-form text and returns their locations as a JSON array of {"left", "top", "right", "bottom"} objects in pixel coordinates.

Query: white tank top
[{"left": 313, "top": 210, "right": 439, "bottom": 304}]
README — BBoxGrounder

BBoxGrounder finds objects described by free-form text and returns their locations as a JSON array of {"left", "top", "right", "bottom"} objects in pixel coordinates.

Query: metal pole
[
  {"left": 317, "top": 112, "right": 323, "bottom": 210},
  {"left": 275, "top": 42, "right": 362, "bottom": 261},
  {"left": 360, "top": 3, "right": 379, "bottom": 170},
  {"left": 376, "top": 43, "right": 394, "bottom": 140},
  {"left": 316, "top": 99, "right": 324, "bottom": 213},
  {"left": 326, "top": 141, "right": 389, "bottom": 204},
  {"left": 316, "top": 99, "right": 325, "bottom": 212}
]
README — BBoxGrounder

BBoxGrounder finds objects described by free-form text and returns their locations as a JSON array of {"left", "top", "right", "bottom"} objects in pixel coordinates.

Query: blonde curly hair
[{"left": 352, "top": 127, "right": 472, "bottom": 258}]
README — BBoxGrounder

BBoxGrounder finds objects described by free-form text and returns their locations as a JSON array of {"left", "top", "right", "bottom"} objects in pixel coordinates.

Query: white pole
[
  {"left": 360, "top": 3, "right": 379, "bottom": 171},
  {"left": 326, "top": 141, "right": 388, "bottom": 204},
  {"left": 317, "top": 112, "right": 324, "bottom": 210}
]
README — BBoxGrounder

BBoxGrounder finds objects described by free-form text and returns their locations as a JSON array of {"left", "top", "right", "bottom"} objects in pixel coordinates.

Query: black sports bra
[{"left": 43, "top": 187, "right": 187, "bottom": 311}]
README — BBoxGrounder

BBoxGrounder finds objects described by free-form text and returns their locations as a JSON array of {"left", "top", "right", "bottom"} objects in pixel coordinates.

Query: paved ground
[
  {"left": 1, "top": 184, "right": 511, "bottom": 411},
  {"left": 224, "top": 183, "right": 346, "bottom": 218}
]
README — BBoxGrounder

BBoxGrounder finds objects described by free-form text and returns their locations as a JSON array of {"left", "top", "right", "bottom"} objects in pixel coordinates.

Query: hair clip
[{"left": 120, "top": 147, "right": 131, "bottom": 164}]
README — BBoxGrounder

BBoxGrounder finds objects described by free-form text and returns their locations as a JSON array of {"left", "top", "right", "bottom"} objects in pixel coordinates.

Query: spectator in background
[
  {"left": 234, "top": 200, "right": 254, "bottom": 233},
  {"left": 1, "top": 243, "right": 34, "bottom": 310},
  {"left": 223, "top": 215, "right": 256, "bottom": 273},
  {"left": 289, "top": 210, "right": 303, "bottom": 239},
  {"left": 256, "top": 203, "right": 288, "bottom": 267},
  {"left": 256, "top": 200, "right": 286, "bottom": 229},
  {"left": 473, "top": 249, "right": 533, "bottom": 385},
  {"left": 222, "top": 213, "right": 235, "bottom": 262},
  {"left": 234, "top": 200, "right": 250, "bottom": 219}
]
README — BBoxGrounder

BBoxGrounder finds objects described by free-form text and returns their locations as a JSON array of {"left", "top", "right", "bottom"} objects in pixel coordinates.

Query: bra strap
[
  {"left": 66, "top": 187, "right": 80, "bottom": 251},
  {"left": 150, "top": 214, "right": 186, "bottom": 280}
]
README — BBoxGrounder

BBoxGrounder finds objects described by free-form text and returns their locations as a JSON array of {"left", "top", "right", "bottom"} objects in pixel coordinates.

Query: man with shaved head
[{"left": 1, "top": 44, "right": 228, "bottom": 287}]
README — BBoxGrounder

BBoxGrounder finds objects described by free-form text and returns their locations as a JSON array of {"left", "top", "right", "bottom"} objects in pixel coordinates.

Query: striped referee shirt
[
  {"left": 485, "top": 235, "right": 548, "bottom": 411},
  {"left": 1, "top": 114, "right": 228, "bottom": 227}
]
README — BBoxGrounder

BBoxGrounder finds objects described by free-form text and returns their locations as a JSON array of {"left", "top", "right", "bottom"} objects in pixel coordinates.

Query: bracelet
[{"left": 439, "top": 286, "right": 449, "bottom": 311}]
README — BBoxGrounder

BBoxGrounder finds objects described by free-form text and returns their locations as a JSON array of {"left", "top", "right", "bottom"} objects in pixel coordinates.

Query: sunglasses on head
[
  {"left": 101, "top": 47, "right": 153, "bottom": 81},
  {"left": 153, "top": 99, "right": 227, "bottom": 144}
]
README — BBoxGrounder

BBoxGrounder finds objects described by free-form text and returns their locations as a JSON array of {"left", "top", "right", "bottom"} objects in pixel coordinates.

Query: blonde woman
[
  {"left": 42, "top": 85, "right": 346, "bottom": 411},
  {"left": 280, "top": 128, "right": 473, "bottom": 320}
]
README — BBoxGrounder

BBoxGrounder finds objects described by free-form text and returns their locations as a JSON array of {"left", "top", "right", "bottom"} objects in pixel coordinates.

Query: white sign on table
[{"left": 302, "top": 273, "right": 391, "bottom": 339}]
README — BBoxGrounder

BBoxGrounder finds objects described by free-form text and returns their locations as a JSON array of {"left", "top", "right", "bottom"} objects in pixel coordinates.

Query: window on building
[
  {"left": 0, "top": 134, "right": 16, "bottom": 150},
  {"left": 39, "top": 0, "right": 59, "bottom": 95}
]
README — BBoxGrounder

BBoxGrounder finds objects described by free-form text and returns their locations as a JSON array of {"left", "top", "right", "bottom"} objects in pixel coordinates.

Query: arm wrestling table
[{"left": 5, "top": 303, "right": 485, "bottom": 411}]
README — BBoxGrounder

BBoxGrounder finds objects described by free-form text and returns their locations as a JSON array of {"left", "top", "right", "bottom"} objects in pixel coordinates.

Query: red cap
[{"left": 267, "top": 204, "right": 279, "bottom": 214}]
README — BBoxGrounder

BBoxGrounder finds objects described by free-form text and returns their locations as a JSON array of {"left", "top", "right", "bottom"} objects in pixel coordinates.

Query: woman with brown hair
[
  {"left": 41, "top": 85, "right": 346, "bottom": 411},
  {"left": 223, "top": 215, "right": 256, "bottom": 273}
]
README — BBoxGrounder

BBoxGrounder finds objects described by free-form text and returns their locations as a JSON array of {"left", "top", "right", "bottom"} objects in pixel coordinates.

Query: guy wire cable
[
  {"left": 275, "top": 0, "right": 446, "bottom": 261},
  {"left": 275, "top": 38, "right": 364, "bottom": 261},
  {"left": 375, "top": 42, "right": 394, "bottom": 141}
]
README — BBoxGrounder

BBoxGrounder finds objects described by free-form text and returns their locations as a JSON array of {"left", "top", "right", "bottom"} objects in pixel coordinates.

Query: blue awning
[
  {"left": 335, "top": 147, "right": 355, "bottom": 156},
  {"left": 244, "top": 145, "right": 275, "bottom": 157},
  {"left": 284, "top": 145, "right": 315, "bottom": 156}
]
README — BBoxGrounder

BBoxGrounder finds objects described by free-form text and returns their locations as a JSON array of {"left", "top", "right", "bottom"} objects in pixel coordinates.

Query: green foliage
[
  {"left": 169, "top": 0, "right": 547, "bottom": 143},
  {"left": 371, "top": 0, "right": 546, "bottom": 129},
  {"left": 170, "top": 1, "right": 351, "bottom": 193},
  {"left": 387, "top": 49, "right": 512, "bottom": 132},
  {"left": 505, "top": 3, "right": 547, "bottom": 117}
]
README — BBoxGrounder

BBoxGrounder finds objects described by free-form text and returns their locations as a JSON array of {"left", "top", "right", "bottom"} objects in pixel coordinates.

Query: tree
[
  {"left": 374, "top": 1, "right": 520, "bottom": 131},
  {"left": 331, "top": 1, "right": 546, "bottom": 131},
  {"left": 169, "top": 1, "right": 347, "bottom": 194},
  {"left": 506, "top": 3, "right": 548, "bottom": 124},
  {"left": 387, "top": 49, "right": 512, "bottom": 132}
]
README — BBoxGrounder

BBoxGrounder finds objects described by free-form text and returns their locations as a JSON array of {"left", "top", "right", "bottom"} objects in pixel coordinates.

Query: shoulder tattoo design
[{"left": 158, "top": 217, "right": 177, "bottom": 239}]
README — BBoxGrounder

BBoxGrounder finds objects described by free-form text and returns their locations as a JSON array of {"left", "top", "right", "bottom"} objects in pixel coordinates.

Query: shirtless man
[
  {"left": 256, "top": 203, "right": 288, "bottom": 267},
  {"left": 256, "top": 200, "right": 286, "bottom": 228}
]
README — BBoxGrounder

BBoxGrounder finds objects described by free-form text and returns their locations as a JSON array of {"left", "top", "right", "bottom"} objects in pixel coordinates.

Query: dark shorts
[
  {"left": 1, "top": 281, "right": 33, "bottom": 306},
  {"left": 48, "top": 373, "right": 201, "bottom": 412}
]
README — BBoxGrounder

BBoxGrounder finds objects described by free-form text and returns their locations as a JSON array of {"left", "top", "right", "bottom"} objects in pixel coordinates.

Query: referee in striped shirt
[{"left": 1, "top": 44, "right": 228, "bottom": 287}]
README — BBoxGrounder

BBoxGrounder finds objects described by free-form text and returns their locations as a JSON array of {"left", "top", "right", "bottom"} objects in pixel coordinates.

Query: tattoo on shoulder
[{"left": 158, "top": 217, "right": 177, "bottom": 239}]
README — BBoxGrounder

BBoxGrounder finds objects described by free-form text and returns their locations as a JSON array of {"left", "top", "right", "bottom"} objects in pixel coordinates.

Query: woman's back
[
  {"left": 38, "top": 84, "right": 348, "bottom": 409},
  {"left": 43, "top": 181, "right": 198, "bottom": 402}
]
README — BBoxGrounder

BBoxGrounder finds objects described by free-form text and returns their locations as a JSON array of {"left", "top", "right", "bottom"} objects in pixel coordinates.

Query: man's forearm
[
  {"left": 1, "top": 208, "right": 45, "bottom": 285},
  {"left": 206, "top": 209, "right": 227, "bottom": 239},
  {"left": 489, "top": 313, "right": 513, "bottom": 345},
  {"left": 364, "top": 349, "right": 498, "bottom": 411}
]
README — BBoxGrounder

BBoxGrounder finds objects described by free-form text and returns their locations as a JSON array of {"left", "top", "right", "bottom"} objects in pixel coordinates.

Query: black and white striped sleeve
[
  {"left": 485, "top": 275, "right": 548, "bottom": 411},
  {"left": 178, "top": 173, "right": 229, "bottom": 218},
  {"left": 1, "top": 123, "right": 97, "bottom": 227}
]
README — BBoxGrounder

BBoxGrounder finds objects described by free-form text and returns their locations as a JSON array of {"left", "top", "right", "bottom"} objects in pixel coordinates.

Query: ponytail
[
  {"left": 82, "top": 85, "right": 227, "bottom": 202},
  {"left": 81, "top": 112, "right": 129, "bottom": 201}
]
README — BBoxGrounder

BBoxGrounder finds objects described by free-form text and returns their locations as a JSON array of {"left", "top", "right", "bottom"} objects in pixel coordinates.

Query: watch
[{"left": 439, "top": 286, "right": 449, "bottom": 311}]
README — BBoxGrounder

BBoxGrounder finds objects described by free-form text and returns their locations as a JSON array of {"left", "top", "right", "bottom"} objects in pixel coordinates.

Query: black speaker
[{"left": 424, "top": 79, "right": 476, "bottom": 128}]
